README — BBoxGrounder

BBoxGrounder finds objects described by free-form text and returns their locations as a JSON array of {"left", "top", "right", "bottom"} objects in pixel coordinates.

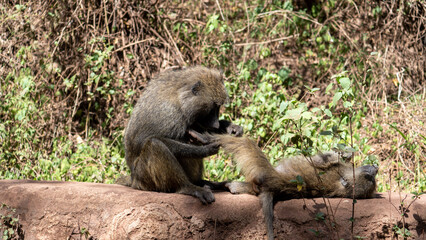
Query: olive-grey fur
[
  {"left": 214, "top": 134, "right": 377, "bottom": 240},
  {"left": 123, "top": 66, "right": 243, "bottom": 204}
]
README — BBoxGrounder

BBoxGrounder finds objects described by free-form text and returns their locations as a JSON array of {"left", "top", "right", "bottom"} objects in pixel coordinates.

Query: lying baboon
[
  {"left": 122, "top": 66, "right": 243, "bottom": 204},
  {"left": 212, "top": 134, "right": 377, "bottom": 240}
]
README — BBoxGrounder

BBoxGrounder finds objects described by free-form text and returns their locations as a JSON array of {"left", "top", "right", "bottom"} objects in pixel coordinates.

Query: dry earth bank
[{"left": 1, "top": 180, "right": 425, "bottom": 239}]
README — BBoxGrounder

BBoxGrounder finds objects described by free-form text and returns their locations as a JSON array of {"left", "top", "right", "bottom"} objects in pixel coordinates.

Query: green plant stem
[{"left": 350, "top": 113, "right": 356, "bottom": 238}]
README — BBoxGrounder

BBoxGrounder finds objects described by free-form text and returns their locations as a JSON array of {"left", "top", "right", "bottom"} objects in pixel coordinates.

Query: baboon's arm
[
  {"left": 190, "top": 120, "right": 243, "bottom": 140},
  {"left": 159, "top": 137, "right": 219, "bottom": 158}
]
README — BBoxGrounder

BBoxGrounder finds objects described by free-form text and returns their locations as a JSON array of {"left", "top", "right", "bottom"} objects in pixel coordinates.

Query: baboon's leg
[
  {"left": 198, "top": 180, "right": 229, "bottom": 190},
  {"left": 177, "top": 154, "right": 228, "bottom": 191},
  {"left": 260, "top": 191, "right": 275, "bottom": 240},
  {"left": 132, "top": 138, "right": 215, "bottom": 204},
  {"left": 225, "top": 181, "right": 258, "bottom": 195},
  {"left": 178, "top": 156, "right": 204, "bottom": 184}
]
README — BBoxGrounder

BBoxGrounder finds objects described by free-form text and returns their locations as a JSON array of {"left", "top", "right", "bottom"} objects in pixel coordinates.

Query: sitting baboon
[
  {"left": 213, "top": 134, "right": 377, "bottom": 240},
  {"left": 123, "top": 66, "right": 243, "bottom": 204}
]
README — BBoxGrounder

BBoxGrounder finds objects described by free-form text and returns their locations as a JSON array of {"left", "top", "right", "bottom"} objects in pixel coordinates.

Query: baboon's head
[
  {"left": 340, "top": 165, "right": 378, "bottom": 198},
  {"left": 178, "top": 66, "right": 228, "bottom": 130}
]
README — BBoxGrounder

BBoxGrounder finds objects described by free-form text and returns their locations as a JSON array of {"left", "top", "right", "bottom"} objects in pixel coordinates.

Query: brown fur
[
  {"left": 214, "top": 134, "right": 377, "bottom": 239},
  {"left": 122, "top": 66, "right": 243, "bottom": 204}
]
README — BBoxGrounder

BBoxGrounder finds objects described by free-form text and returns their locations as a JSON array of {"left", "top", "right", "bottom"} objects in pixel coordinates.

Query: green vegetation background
[{"left": 1, "top": 0, "right": 425, "bottom": 195}]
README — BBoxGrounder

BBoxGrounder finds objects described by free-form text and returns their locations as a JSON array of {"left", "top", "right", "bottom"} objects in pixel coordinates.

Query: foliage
[
  {"left": 0, "top": 204, "right": 23, "bottom": 240},
  {"left": 0, "top": 0, "right": 424, "bottom": 198},
  {"left": 0, "top": 50, "right": 126, "bottom": 183}
]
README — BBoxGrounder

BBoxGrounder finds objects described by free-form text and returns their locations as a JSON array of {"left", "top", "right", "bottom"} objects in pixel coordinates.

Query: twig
[
  {"left": 103, "top": 0, "right": 110, "bottom": 37},
  {"left": 52, "top": 2, "right": 81, "bottom": 56},
  {"left": 396, "top": 68, "right": 405, "bottom": 103},
  {"left": 257, "top": 10, "right": 322, "bottom": 26},
  {"left": 330, "top": 21, "right": 360, "bottom": 52},
  {"left": 235, "top": 35, "right": 298, "bottom": 46},
  {"left": 215, "top": 0, "right": 226, "bottom": 23},
  {"left": 163, "top": 22, "right": 185, "bottom": 65},
  {"left": 214, "top": 0, "right": 235, "bottom": 43},
  {"left": 52, "top": 20, "right": 73, "bottom": 57},
  {"left": 241, "top": 1, "right": 250, "bottom": 68},
  {"left": 113, "top": 38, "right": 156, "bottom": 53}
]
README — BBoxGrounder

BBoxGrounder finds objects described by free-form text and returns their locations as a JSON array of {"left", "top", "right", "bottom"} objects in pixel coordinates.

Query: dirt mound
[{"left": 0, "top": 180, "right": 425, "bottom": 239}]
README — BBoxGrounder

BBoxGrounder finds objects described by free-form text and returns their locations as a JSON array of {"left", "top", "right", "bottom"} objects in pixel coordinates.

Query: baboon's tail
[
  {"left": 213, "top": 134, "right": 277, "bottom": 183},
  {"left": 213, "top": 134, "right": 279, "bottom": 240}
]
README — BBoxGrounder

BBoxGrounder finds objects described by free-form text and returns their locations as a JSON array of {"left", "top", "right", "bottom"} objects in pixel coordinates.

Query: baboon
[
  {"left": 123, "top": 66, "right": 243, "bottom": 204},
  {"left": 212, "top": 134, "right": 377, "bottom": 240}
]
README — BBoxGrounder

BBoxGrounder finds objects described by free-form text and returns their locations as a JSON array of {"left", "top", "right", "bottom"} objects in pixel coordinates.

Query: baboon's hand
[
  {"left": 218, "top": 120, "right": 243, "bottom": 137},
  {"left": 187, "top": 129, "right": 214, "bottom": 144},
  {"left": 226, "top": 123, "right": 243, "bottom": 137},
  {"left": 194, "top": 187, "right": 215, "bottom": 204},
  {"left": 204, "top": 142, "right": 220, "bottom": 155}
]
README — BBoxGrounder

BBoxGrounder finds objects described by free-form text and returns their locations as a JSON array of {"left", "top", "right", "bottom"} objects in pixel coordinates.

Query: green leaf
[
  {"left": 272, "top": 118, "right": 283, "bottom": 131},
  {"left": 324, "top": 109, "right": 332, "bottom": 117},
  {"left": 320, "top": 131, "right": 332, "bottom": 136},
  {"left": 325, "top": 82, "right": 334, "bottom": 94},
  {"left": 280, "top": 133, "right": 295, "bottom": 144},
  {"left": 283, "top": 1, "right": 293, "bottom": 10},
  {"left": 315, "top": 212, "right": 325, "bottom": 221},
  {"left": 260, "top": 47, "right": 271, "bottom": 57},
  {"left": 305, "top": 85, "right": 320, "bottom": 93},
  {"left": 257, "top": 126, "right": 266, "bottom": 138},
  {"left": 316, "top": 36, "right": 323, "bottom": 43},
  {"left": 301, "top": 111, "right": 313, "bottom": 119},
  {"left": 283, "top": 108, "right": 303, "bottom": 120},
  {"left": 339, "top": 77, "right": 351, "bottom": 90},
  {"left": 206, "top": 15, "right": 219, "bottom": 34},
  {"left": 247, "top": 121, "right": 253, "bottom": 131},
  {"left": 60, "top": 159, "right": 71, "bottom": 174},
  {"left": 389, "top": 123, "right": 408, "bottom": 142},
  {"left": 15, "top": 109, "right": 26, "bottom": 121},
  {"left": 332, "top": 92, "right": 343, "bottom": 106},
  {"left": 345, "top": 147, "right": 356, "bottom": 153},
  {"left": 343, "top": 101, "right": 353, "bottom": 108},
  {"left": 336, "top": 143, "right": 346, "bottom": 150},
  {"left": 279, "top": 101, "right": 288, "bottom": 113}
]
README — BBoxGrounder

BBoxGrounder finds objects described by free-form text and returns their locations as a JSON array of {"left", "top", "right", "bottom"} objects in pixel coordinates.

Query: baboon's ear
[{"left": 191, "top": 81, "right": 203, "bottom": 95}]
